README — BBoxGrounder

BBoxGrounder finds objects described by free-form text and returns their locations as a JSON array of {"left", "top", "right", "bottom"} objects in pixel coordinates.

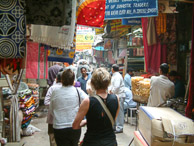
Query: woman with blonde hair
[{"left": 73, "top": 68, "right": 120, "bottom": 146}]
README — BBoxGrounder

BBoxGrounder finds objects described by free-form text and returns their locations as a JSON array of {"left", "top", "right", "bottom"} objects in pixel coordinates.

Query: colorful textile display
[
  {"left": 45, "top": 45, "right": 75, "bottom": 63},
  {"left": 77, "top": 0, "right": 106, "bottom": 28},
  {"left": 25, "top": 0, "right": 72, "bottom": 26},
  {"left": 26, "top": 42, "right": 48, "bottom": 79},
  {"left": 18, "top": 89, "right": 36, "bottom": 129},
  {"left": 0, "top": 0, "right": 26, "bottom": 58},
  {"left": 30, "top": 0, "right": 76, "bottom": 49},
  {"left": 186, "top": 4, "right": 194, "bottom": 119},
  {"left": 0, "top": 58, "right": 24, "bottom": 75}
]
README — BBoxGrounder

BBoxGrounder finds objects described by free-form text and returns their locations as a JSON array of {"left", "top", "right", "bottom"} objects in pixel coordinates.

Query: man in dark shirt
[
  {"left": 77, "top": 67, "right": 91, "bottom": 94},
  {"left": 169, "top": 71, "right": 185, "bottom": 98}
]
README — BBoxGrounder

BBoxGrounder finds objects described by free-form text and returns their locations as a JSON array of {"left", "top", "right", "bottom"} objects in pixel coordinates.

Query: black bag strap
[{"left": 76, "top": 88, "right": 81, "bottom": 107}]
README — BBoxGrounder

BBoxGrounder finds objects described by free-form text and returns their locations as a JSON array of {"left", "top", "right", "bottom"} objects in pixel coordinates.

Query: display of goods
[
  {"left": 131, "top": 76, "right": 144, "bottom": 96},
  {"left": 139, "top": 79, "right": 151, "bottom": 98},
  {"left": 131, "top": 77, "right": 151, "bottom": 103}
]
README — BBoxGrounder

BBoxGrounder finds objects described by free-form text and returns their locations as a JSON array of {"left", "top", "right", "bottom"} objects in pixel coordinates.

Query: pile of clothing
[
  {"left": 27, "top": 83, "right": 39, "bottom": 108},
  {"left": 18, "top": 89, "right": 36, "bottom": 129}
]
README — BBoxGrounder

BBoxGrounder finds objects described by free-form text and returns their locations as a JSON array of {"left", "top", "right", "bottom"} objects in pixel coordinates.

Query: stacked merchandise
[
  {"left": 131, "top": 77, "right": 151, "bottom": 103},
  {"left": 134, "top": 106, "right": 194, "bottom": 146},
  {"left": 18, "top": 89, "right": 36, "bottom": 130},
  {"left": 27, "top": 83, "right": 39, "bottom": 108}
]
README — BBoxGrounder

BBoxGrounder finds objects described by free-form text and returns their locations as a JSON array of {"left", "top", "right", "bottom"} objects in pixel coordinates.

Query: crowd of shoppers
[{"left": 44, "top": 61, "right": 180, "bottom": 146}]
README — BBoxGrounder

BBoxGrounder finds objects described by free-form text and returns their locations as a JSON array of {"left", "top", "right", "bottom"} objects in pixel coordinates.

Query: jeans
[
  {"left": 115, "top": 97, "right": 124, "bottom": 131},
  {"left": 54, "top": 127, "right": 81, "bottom": 146}
]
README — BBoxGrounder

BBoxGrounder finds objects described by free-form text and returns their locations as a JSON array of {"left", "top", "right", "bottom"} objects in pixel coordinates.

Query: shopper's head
[
  {"left": 81, "top": 67, "right": 87, "bottom": 77},
  {"left": 62, "top": 69, "right": 75, "bottom": 86},
  {"left": 91, "top": 68, "right": 111, "bottom": 90},
  {"left": 112, "top": 64, "right": 119, "bottom": 73},
  {"left": 56, "top": 71, "right": 62, "bottom": 83},
  {"left": 127, "top": 68, "right": 134, "bottom": 76},
  {"left": 159, "top": 63, "right": 169, "bottom": 75},
  {"left": 169, "top": 70, "right": 177, "bottom": 82}
]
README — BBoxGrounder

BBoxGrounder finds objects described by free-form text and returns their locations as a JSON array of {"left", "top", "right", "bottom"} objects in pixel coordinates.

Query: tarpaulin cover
[{"left": 0, "top": 0, "right": 26, "bottom": 58}]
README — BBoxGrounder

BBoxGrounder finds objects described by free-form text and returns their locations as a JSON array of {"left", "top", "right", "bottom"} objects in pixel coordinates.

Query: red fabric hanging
[
  {"left": 26, "top": 42, "right": 48, "bottom": 79},
  {"left": 77, "top": 0, "right": 106, "bottom": 28},
  {"left": 142, "top": 18, "right": 167, "bottom": 74},
  {"left": 186, "top": 4, "right": 194, "bottom": 119}
]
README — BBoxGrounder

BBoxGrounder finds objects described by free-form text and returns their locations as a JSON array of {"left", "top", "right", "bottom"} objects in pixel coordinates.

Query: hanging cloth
[
  {"left": 146, "top": 17, "right": 157, "bottom": 46},
  {"left": 186, "top": 4, "right": 194, "bottom": 119},
  {"left": 10, "top": 95, "right": 20, "bottom": 142},
  {"left": 45, "top": 45, "right": 75, "bottom": 63},
  {"left": 26, "top": 42, "right": 48, "bottom": 79},
  {"left": 142, "top": 17, "right": 167, "bottom": 74},
  {"left": 0, "top": 0, "right": 26, "bottom": 58},
  {"left": 25, "top": 0, "right": 71, "bottom": 26},
  {"left": 30, "top": 0, "right": 76, "bottom": 49}
]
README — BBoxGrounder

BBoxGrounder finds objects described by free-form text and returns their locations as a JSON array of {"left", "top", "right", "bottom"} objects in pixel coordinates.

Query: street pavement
[{"left": 20, "top": 106, "right": 136, "bottom": 146}]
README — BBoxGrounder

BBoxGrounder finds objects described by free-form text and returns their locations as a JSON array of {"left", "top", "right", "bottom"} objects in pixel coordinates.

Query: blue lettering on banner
[
  {"left": 122, "top": 18, "right": 141, "bottom": 25},
  {"left": 105, "top": 0, "right": 158, "bottom": 20}
]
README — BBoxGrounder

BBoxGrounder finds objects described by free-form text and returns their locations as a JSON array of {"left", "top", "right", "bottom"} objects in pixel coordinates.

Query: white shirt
[
  {"left": 147, "top": 75, "right": 175, "bottom": 107},
  {"left": 44, "top": 82, "right": 62, "bottom": 124},
  {"left": 49, "top": 86, "right": 88, "bottom": 129},
  {"left": 109, "top": 72, "right": 126, "bottom": 98}
]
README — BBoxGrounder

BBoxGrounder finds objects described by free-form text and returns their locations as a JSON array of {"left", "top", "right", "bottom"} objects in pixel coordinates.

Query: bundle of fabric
[{"left": 18, "top": 89, "right": 36, "bottom": 129}]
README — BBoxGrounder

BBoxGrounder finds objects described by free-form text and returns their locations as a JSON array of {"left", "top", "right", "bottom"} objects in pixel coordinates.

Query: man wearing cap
[{"left": 147, "top": 63, "right": 175, "bottom": 107}]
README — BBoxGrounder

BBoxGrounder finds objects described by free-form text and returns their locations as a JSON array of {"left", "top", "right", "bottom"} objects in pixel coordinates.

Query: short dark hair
[
  {"left": 80, "top": 67, "right": 87, "bottom": 71},
  {"left": 62, "top": 69, "right": 75, "bottom": 86},
  {"left": 56, "top": 71, "right": 62, "bottom": 82},
  {"left": 160, "top": 63, "right": 169, "bottom": 74},
  {"left": 169, "top": 71, "right": 177, "bottom": 76},
  {"left": 127, "top": 68, "right": 134, "bottom": 73},
  {"left": 112, "top": 64, "right": 119, "bottom": 72},
  {"left": 59, "top": 67, "right": 65, "bottom": 72}
]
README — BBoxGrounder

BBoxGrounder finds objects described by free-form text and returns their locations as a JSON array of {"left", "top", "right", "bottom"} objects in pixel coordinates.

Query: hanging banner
[
  {"left": 122, "top": 18, "right": 141, "bottom": 25},
  {"left": 105, "top": 0, "right": 158, "bottom": 20}
]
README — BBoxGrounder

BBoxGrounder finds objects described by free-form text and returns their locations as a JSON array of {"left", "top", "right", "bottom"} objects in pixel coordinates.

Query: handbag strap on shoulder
[{"left": 93, "top": 94, "right": 114, "bottom": 127}]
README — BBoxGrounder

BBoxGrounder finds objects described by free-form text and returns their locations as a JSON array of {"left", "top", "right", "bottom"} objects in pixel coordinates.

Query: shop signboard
[
  {"left": 105, "top": 0, "right": 158, "bottom": 20},
  {"left": 76, "top": 25, "right": 95, "bottom": 51},
  {"left": 122, "top": 18, "right": 141, "bottom": 25}
]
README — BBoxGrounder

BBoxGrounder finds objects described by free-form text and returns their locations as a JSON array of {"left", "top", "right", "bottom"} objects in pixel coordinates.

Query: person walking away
[
  {"left": 147, "top": 63, "right": 175, "bottom": 107},
  {"left": 109, "top": 64, "right": 126, "bottom": 133},
  {"left": 44, "top": 72, "right": 62, "bottom": 146},
  {"left": 169, "top": 70, "right": 185, "bottom": 99},
  {"left": 77, "top": 67, "right": 91, "bottom": 94},
  {"left": 47, "top": 62, "right": 63, "bottom": 87},
  {"left": 49, "top": 69, "right": 88, "bottom": 146},
  {"left": 73, "top": 68, "right": 120, "bottom": 146},
  {"left": 124, "top": 68, "right": 134, "bottom": 90}
]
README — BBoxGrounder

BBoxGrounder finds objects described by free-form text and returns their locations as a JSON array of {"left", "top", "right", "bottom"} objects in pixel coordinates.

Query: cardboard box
[
  {"left": 138, "top": 106, "right": 194, "bottom": 146},
  {"left": 134, "top": 131, "right": 148, "bottom": 146}
]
